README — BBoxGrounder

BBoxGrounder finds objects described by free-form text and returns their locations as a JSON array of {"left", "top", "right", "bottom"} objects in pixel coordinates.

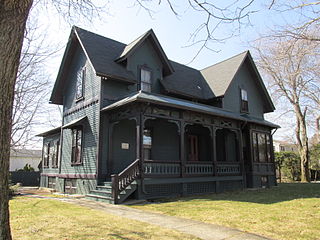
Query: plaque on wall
[{"left": 121, "top": 143, "right": 129, "bottom": 149}]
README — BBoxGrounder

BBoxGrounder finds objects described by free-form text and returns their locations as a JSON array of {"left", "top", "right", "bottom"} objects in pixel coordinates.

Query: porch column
[
  {"left": 180, "top": 121, "right": 186, "bottom": 177},
  {"left": 136, "top": 113, "right": 144, "bottom": 177},
  {"left": 238, "top": 129, "right": 246, "bottom": 188},
  {"left": 212, "top": 127, "right": 217, "bottom": 176},
  {"left": 107, "top": 121, "right": 118, "bottom": 177}
]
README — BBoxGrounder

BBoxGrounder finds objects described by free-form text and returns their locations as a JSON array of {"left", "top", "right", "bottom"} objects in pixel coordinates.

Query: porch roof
[
  {"left": 62, "top": 116, "right": 87, "bottom": 129},
  {"left": 101, "top": 91, "right": 279, "bottom": 128},
  {"left": 36, "top": 126, "right": 61, "bottom": 137}
]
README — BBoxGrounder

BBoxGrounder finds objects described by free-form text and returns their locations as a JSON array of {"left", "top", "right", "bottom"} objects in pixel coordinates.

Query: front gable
[
  {"left": 126, "top": 38, "right": 164, "bottom": 94},
  {"left": 223, "top": 58, "right": 267, "bottom": 118}
]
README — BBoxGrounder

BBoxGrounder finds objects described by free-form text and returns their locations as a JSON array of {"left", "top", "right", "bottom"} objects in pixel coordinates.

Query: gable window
[
  {"left": 76, "top": 67, "right": 85, "bottom": 100},
  {"left": 140, "top": 68, "right": 151, "bottom": 92},
  {"left": 43, "top": 142, "right": 50, "bottom": 168},
  {"left": 71, "top": 128, "right": 83, "bottom": 165},
  {"left": 52, "top": 140, "right": 60, "bottom": 168},
  {"left": 240, "top": 89, "right": 248, "bottom": 112}
]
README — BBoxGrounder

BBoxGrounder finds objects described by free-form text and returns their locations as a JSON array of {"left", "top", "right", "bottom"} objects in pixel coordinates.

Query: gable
[
  {"left": 223, "top": 59, "right": 267, "bottom": 118},
  {"left": 116, "top": 29, "right": 174, "bottom": 76},
  {"left": 201, "top": 51, "right": 275, "bottom": 113}
]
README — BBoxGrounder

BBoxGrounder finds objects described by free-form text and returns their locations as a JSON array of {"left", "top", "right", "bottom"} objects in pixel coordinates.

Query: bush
[{"left": 275, "top": 152, "right": 301, "bottom": 181}]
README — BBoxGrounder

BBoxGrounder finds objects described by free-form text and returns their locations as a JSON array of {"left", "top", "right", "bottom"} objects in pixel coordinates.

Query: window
[
  {"left": 143, "top": 129, "right": 152, "bottom": 160},
  {"left": 43, "top": 142, "right": 50, "bottom": 168},
  {"left": 240, "top": 89, "right": 248, "bottom": 112},
  {"left": 48, "top": 177, "right": 56, "bottom": 189},
  {"left": 76, "top": 67, "right": 85, "bottom": 99},
  {"left": 280, "top": 146, "right": 285, "bottom": 151},
  {"left": 71, "top": 128, "right": 83, "bottom": 165},
  {"left": 140, "top": 68, "right": 151, "bottom": 92},
  {"left": 252, "top": 131, "right": 272, "bottom": 162},
  {"left": 64, "top": 179, "right": 77, "bottom": 194},
  {"left": 52, "top": 140, "right": 60, "bottom": 168}
]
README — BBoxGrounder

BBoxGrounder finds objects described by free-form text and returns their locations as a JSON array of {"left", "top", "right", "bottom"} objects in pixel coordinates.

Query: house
[
  {"left": 10, "top": 149, "right": 42, "bottom": 171},
  {"left": 37, "top": 26, "right": 278, "bottom": 203},
  {"left": 273, "top": 140, "right": 298, "bottom": 153}
]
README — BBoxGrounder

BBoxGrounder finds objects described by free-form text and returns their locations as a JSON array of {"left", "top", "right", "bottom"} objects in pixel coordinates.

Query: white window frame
[{"left": 140, "top": 68, "right": 151, "bottom": 92}]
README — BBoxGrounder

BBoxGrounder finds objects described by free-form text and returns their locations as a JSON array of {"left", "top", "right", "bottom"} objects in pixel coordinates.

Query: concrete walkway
[
  {"left": 19, "top": 189, "right": 272, "bottom": 240},
  {"left": 62, "top": 198, "right": 271, "bottom": 240}
]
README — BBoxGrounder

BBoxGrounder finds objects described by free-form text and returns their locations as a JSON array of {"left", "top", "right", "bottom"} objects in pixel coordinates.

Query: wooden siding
[{"left": 223, "top": 60, "right": 265, "bottom": 119}]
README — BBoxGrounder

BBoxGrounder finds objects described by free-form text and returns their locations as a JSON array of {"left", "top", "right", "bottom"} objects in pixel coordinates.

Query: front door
[{"left": 188, "top": 135, "right": 199, "bottom": 161}]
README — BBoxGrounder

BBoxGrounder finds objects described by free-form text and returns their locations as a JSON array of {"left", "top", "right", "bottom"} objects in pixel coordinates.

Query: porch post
[
  {"left": 212, "top": 127, "right": 217, "bottom": 176},
  {"left": 180, "top": 121, "right": 186, "bottom": 177},
  {"left": 238, "top": 129, "right": 246, "bottom": 188},
  {"left": 136, "top": 113, "right": 143, "bottom": 177},
  {"left": 107, "top": 121, "right": 117, "bottom": 178}
]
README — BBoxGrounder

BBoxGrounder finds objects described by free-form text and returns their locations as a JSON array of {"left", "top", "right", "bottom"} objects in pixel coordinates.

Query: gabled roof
[
  {"left": 116, "top": 29, "right": 174, "bottom": 76},
  {"left": 101, "top": 91, "right": 279, "bottom": 128},
  {"left": 50, "top": 27, "right": 136, "bottom": 104},
  {"left": 201, "top": 51, "right": 275, "bottom": 112},
  {"left": 161, "top": 61, "right": 215, "bottom": 100}
]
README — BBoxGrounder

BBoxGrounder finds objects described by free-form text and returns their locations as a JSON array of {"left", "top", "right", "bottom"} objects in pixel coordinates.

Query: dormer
[{"left": 115, "top": 29, "right": 174, "bottom": 93}]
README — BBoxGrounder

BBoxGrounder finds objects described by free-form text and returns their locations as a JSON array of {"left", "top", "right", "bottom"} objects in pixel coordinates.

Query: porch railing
[
  {"left": 253, "top": 162, "right": 274, "bottom": 174},
  {"left": 144, "top": 160, "right": 180, "bottom": 177},
  {"left": 111, "top": 159, "right": 140, "bottom": 204},
  {"left": 185, "top": 162, "right": 214, "bottom": 176},
  {"left": 216, "top": 162, "right": 241, "bottom": 175}
]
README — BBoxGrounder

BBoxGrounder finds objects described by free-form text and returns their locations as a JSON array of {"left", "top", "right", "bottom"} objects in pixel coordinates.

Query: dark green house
[{"left": 38, "top": 26, "right": 278, "bottom": 203}]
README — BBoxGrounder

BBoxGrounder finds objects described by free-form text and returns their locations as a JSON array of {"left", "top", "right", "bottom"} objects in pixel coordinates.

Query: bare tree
[
  {"left": 11, "top": 19, "right": 60, "bottom": 149},
  {"left": 0, "top": 1, "right": 107, "bottom": 239},
  {"left": 254, "top": 37, "right": 320, "bottom": 182}
]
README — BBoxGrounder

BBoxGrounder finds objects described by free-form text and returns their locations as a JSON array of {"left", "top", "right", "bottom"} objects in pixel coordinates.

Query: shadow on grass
[{"left": 142, "top": 183, "right": 320, "bottom": 205}]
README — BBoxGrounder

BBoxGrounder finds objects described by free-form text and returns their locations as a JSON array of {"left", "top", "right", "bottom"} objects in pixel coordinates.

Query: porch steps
[{"left": 86, "top": 181, "right": 137, "bottom": 204}]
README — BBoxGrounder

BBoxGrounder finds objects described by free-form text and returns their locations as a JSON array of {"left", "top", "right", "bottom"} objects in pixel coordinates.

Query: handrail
[{"left": 111, "top": 159, "right": 140, "bottom": 204}]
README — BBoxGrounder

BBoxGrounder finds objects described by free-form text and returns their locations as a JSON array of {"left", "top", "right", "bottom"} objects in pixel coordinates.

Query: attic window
[
  {"left": 76, "top": 67, "right": 85, "bottom": 100},
  {"left": 140, "top": 68, "right": 151, "bottom": 92},
  {"left": 240, "top": 89, "right": 248, "bottom": 112}
]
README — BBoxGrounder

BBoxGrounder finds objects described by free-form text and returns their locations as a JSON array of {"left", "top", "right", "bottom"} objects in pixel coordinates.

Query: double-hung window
[
  {"left": 43, "top": 142, "right": 50, "bottom": 168},
  {"left": 140, "top": 68, "right": 151, "bottom": 92},
  {"left": 52, "top": 140, "right": 60, "bottom": 168},
  {"left": 76, "top": 67, "right": 85, "bottom": 100},
  {"left": 71, "top": 128, "right": 83, "bottom": 165},
  {"left": 240, "top": 89, "right": 249, "bottom": 112}
]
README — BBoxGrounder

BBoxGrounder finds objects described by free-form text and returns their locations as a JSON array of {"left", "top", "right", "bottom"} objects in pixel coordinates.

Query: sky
[{"left": 28, "top": 0, "right": 307, "bottom": 148}]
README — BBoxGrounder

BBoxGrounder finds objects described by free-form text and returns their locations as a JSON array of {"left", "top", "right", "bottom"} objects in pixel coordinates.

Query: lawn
[
  {"left": 10, "top": 197, "right": 198, "bottom": 240},
  {"left": 132, "top": 183, "right": 320, "bottom": 240}
]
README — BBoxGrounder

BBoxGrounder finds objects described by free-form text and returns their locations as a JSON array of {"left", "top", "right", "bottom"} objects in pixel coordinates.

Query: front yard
[
  {"left": 10, "top": 197, "right": 198, "bottom": 240},
  {"left": 132, "top": 183, "right": 320, "bottom": 240}
]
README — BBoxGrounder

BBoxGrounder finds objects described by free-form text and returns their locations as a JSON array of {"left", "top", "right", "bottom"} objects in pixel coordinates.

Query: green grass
[
  {"left": 10, "top": 197, "right": 199, "bottom": 240},
  {"left": 132, "top": 183, "right": 320, "bottom": 240}
]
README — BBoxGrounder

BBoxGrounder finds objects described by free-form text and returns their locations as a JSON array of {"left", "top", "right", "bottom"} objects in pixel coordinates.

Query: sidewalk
[
  {"left": 63, "top": 198, "right": 272, "bottom": 240},
  {"left": 18, "top": 188, "right": 272, "bottom": 240}
]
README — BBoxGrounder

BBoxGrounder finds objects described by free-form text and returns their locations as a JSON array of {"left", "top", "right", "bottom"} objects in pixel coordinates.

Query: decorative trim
[
  {"left": 41, "top": 173, "right": 96, "bottom": 179},
  {"left": 64, "top": 96, "right": 99, "bottom": 116}
]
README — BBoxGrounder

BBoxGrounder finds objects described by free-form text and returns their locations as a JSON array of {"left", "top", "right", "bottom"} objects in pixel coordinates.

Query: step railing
[{"left": 111, "top": 159, "right": 140, "bottom": 204}]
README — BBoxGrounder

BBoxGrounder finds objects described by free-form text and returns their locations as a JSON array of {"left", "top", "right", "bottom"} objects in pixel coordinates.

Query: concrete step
[
  {"left": 96, "top": 185, "right": 112, "bottom": 192},
  {"left": 85, "top": 194, "right": 114, "bottom": 204},
  {"left": 90, "top": 190, "right": 112, "bottom": 197}
]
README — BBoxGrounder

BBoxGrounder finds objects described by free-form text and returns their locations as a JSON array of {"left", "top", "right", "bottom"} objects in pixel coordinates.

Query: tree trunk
[
  {"left": 0, "top": 1, "right": 33, "bottom": 239},
  {"left": 294, "top": 105, "right": 310, "bottom": 182}
]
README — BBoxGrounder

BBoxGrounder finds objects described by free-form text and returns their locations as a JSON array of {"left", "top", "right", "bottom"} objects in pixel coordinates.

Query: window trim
[
  {"left": 252, "top": 131, "right": 273, "bottom": 163},
  {"left": 71, "top": 128, "right": 83, "bottom": 166},
  {"left": 43, "top": 142, "right": 50, "bottom": 168},
  {"left": 138, "top": 65, "right": 152, "bottom": 92},
  {"left": 240, "top": 88, "right": 249, "bottom": 113},
  {"left": 52, "top": 140, "right": 60, "bottom": 168},
  {"left": 76, "top": 67, "right": 86, "bottom": 101}
]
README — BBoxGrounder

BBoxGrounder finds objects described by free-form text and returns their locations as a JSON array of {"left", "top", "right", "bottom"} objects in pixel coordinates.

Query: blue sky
[{"left": 31, "top": 0, "right": 304, "bottom": 145}]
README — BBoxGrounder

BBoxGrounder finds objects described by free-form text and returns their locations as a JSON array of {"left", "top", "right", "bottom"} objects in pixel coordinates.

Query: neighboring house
[
  {"left": 37, "top": 27, "right": 279, "bottom": 203},
  {"left": 10, "top": 149, "right": 42, "bottom": 171},
  {"left": 273, "top": 140, "right": 298, "bottom": 153}
]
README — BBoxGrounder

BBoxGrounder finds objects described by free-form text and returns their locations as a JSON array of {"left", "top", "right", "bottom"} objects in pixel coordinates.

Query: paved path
[{"left": 19, "top": 189, "right": 272, "bottom": 240}]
